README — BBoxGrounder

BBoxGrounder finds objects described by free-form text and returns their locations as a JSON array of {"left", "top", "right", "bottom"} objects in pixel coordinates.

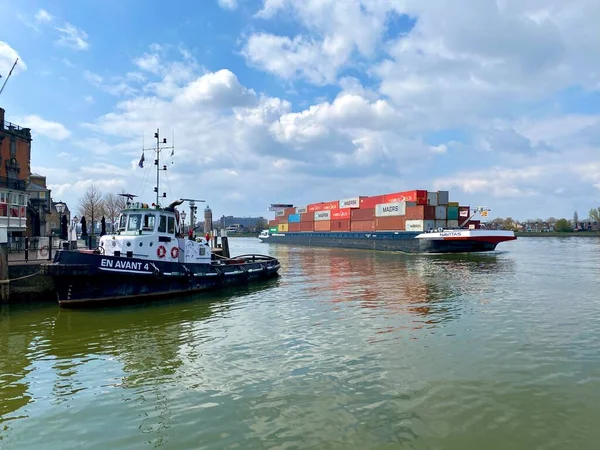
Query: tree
[
  {"left": 103, "top": 192, "right": 127, "bottom": 232},
  {"left": 555, "top": 218, "right": 572, "bottom": 232},
  {"left": 78, "top": 184, "right": 105, "bottom": 236},
  {"left": 573, "top": 211, "right": 579, "bottom": 227},
  {"left": 590, "top": 208, "right": 600, "bottom": 223}
]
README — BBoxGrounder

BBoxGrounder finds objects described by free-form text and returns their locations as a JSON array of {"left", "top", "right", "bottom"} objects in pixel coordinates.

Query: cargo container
[
  {"left": 448, "top": 201, "right": 459, "bottom": 207},
  {"left": 384, "top": 190, "right": 427, "bottom": 205},
  {"left": 297, "top": 221, "right": 314, "bottom": 232},
  {"left": 268, "top": 219, "right": 280, "bottom": 227},
  {"left": 406, "top": 205, "right": 435, "bottom": 220},
  {"left": 447, "top": 220, "right": 459, "bottom": 228},
  {"left": 288, "top": 223, "right": 301, "bottom": 232},
  {"left": 375, "top": 216, "right": 406, "bottom": 231},
  {"left": 275, "top": 210, "right": 285, "bottom": 217},
  {"left": 314, "top": 210, "right": 331, "bottom": 221},
  {"left": 339, "top": 197, "right": 365, "bottom": 209},
  {"left": 435, "top": 219, "right": 447, "bottom": 229},
  {"left": 308, "top": 201, "right": 339, "bottom": 213},
  {"left": 447, "top": 206, "right": 459, "bottom": 220},
  {"left": 437, "top": 191, "right": 449, "bottom": 205},
  {"left": 296, "top": 206, "right": 308, "bottom": 214},
  {"left": 300, "top": 212, "right": 313, "bottom": 222},
  {"left": 351, "top": 219, "right": 376, "bottom": 232},
  {"left": 375, "top": 201, "right": 408, "bottom": 217},
  {"left": 269, "top": 227, "right": 278, "bottom": 233},
  {"left": 458, "top": 206, "right": 470, "bottom": 219},
  {"left": 435, "top": 206, "right": 447, "bottom": 220},
  {"left": 331, "top": 219, "right": 351, "bottom": 232},
  {"left": 351, "top": 208, "right": 375, "bottom": 220},
  {"left": 314, "top": 221, "right": 331, "bottom": 232},
  {"left": 331, "top": 208, "right": 351, "bottom": 220},
  {"left": 278, "top": 223, "right": 289, "bottom": 232},
  {"left": 427, "top": 192, "right": 438, "bottom": 206},
  {"left": 405, "top": 219, "right": 436, "bottom": 232},
  {"left": 288, "top": 214, "right": 301, "bottom": 223},
  {"left": 359, "top": 195, "right": 385, "bottom": 209},
  {"left": 468, "top": 220, "right": 481, "bottom": 230}
]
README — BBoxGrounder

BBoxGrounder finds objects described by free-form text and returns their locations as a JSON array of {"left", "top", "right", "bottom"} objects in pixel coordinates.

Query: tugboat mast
[{"left": 143, "top": 128, "right": 174, "bottom": 208}]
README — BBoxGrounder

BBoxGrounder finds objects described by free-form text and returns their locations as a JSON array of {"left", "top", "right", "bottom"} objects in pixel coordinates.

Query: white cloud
[
  {"left": 35, "top": 9, "right": 53, "bottom": 23},
  {"left": 13, "top": 115, "right": 71, "bottom": 141},
  {"left": 218, "top": 0, "right": 238, "bottom": 10},
  {"left": 0, "top": 41, "right": 26, "bottom": 76},
  {"left": 55, "top": 22, "right": 89, "bottom": 50},
  {"left": 84, "top": 95, "right": 94, "bottom": 104}
]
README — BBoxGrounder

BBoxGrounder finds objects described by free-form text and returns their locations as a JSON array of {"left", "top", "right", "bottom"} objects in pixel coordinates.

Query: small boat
[
  {"left": 258, "top": 229, "right": 270, "bottom": 240},
  {"left": 41, "top": 130, "right": 280, "bottom": 307}
]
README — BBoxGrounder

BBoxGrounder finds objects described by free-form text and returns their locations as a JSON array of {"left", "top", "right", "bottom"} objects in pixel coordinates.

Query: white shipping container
[
  {"left": 427, "top": 192, "right": 438, "bottom": 206},
  {"left": 296, "top": 206, "right": 308, "bottom": 214},
  {"left": 275, "top": 210, "right": 285, "bottom": 217},
  {"left": 375, "top": 201, "right": 406, "bottom": 217},
  {"left": 435, "top": 220, "right": 447, "bottom": 229},
  {"left": 314, "top": 210, "right": 331, "bottom": 221},
  {"left": 435, "top": 206, "right": 447, "bottom": 220},
  {"left": 405, "top": 219, "right": 436, "bottom": 232},
  {"left": 339, "top": 197, "right": 361, "bottom": 209},
  {"left": 437, "top": 191, "right": 449, "bottom": 205}
]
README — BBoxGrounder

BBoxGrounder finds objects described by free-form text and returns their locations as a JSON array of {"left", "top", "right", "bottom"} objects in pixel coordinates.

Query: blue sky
[{"left": 1, "top": 0, "right": 600, "bottom": 221}]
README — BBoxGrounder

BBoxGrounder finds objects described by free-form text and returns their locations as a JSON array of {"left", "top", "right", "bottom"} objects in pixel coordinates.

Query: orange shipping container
[
  {"left": 351, "top": 220, "right": 376, "bottom": 232},
  {"left": 384, "top": 190, "right": 427, "bottom": 205},
  {"left": 331, "top": 208, "right": 351, "bottom": 220},
  {"left": 314, "top": 221, "right": 331, "bottom": 232},
  {"left": 351, "top": 208, "right": 375, "bottom": 220},
  {"left": 330, "top": 219, "right": 351, "bottom": 231},
  {"left": 297, "top": 221, "right": 314, "bottom": 232},
  {"left": 300, "top": 213, "right": 313, "bottom": 222},
  {"left": 359, "top": 195, "right": 385, "bottom": 209},
  {"left": 405, "top": 205, "right": 436, "bottom": 220},
  {"left": 308, "top": 201, "right": 339, "bottom": 213},
  {"left": 375, "top": 216, "right": 406, "bottom": 231},
  {"left": 288, "top": 223, "right": 302, "bottom": 232}
]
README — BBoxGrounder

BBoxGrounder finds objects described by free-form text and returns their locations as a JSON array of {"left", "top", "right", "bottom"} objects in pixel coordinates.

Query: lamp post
[
  {"left": 55, "top": 201, "right": 65, "bottom": 239},
  {"left": 72, "top": 215, "right": 79, "bottom": 249},
  {"left": 181, "top": 211, "right": 187, "bottom": 234}
]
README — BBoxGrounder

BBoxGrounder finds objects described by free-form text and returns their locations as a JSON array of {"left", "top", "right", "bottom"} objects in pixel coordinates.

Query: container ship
[{"left": 259, "top": 190, "right": 516, "bottom": 254}]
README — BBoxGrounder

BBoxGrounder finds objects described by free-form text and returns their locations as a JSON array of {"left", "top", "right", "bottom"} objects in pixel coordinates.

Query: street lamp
[
  {"left": 180, "top": 211, "right": 187, "bottom": 234},
  {"left": 55, "top": 201, "right": 65, "bottom": 239}
]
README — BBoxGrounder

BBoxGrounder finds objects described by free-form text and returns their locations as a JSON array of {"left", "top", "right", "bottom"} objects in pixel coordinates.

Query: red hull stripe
[{"left": 443, "top": 236, "right": 517, "bottom": 244}]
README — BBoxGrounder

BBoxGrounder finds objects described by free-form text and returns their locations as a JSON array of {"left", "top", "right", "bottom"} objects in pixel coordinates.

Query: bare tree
[
  {"left": 78, "top": 184, "right": 105, "bottom": 236},
  {"left": 104, "top": 192, "right": 128, "bottom": 232}
]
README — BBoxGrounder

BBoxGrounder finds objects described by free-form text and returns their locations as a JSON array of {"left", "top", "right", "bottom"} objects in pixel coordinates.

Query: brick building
[{"left": 0, "top": 107, "right": 31, "bottom": 241}]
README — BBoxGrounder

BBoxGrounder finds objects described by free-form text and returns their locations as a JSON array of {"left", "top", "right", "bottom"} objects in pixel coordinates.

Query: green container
[
  {"left": 447, "top": 206, "right": 459, "bottom": 220},
  {"left": 269, "top": 227, "right": 278, "bottom": 233}
]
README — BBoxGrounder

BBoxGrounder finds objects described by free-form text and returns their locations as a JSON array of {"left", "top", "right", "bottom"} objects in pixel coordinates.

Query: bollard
[{"left": 24, "top": 236, "right": 29, "bottom": 262}]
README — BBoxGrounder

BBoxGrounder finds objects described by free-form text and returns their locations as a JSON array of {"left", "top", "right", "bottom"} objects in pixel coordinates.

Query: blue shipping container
[
  {"left": 447, "top": 206, "right": 459, "bottom": 220},
  {"left": 288, "top": 214, "right": 301, "bottom": 223}
]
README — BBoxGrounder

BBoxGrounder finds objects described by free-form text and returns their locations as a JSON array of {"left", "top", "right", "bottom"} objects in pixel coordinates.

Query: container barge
[{"left": 259, "top": 190, "right": 516, "bottom": 254}]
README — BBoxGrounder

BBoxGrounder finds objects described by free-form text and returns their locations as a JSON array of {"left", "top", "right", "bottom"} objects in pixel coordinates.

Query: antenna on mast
[
  {"left": 142, "top": 128, "right": 174, "bottom": 208},
  {"left": 0, "top": 58, "right": 19, "bottom": 97}
]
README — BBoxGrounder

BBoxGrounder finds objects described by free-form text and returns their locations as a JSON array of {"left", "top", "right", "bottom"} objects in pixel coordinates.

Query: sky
[{"left": 1, "top": 0, "right": 600, "bottom": 221}]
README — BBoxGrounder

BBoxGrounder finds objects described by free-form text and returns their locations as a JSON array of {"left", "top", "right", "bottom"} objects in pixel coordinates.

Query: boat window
[
  {"left": 167, "top": 216, "right": 175, "bottom": 234},
  {"left": 127, "top": 214, "right": 142, "bottom": 231},
  {"left": 118, "top": 214, "right": 127, "bottom": 231},
  {"left": 158, "top": 215, "right": 167, "bottom": 233},
  {"left": 143, "top": 214, "right": 155, "bottom": 231}
]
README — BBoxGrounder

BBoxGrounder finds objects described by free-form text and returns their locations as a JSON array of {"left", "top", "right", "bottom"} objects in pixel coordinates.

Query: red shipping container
[
  {"left": 282, "top": 207, "right": 296, "bottom": 218},
  {"left": 330, "top": 219, "right": 351, "bottom": 231},
  {"left": 300, "top": 213, "right": 313, "bottom": 222},
  {"left": 298, "top": 221, "right": 314, "bottom": 232},
  {"left": 375, "top": 216, "right": 406, "bottom": 231},
  {"left": 359, "top": 195, "right": 385, "bottom": 209},
  {"left": 351, "top": 220, "right": 376, "bottom": 232},
  {"left": 331, "top": 208, "right": 351, "bottom": 220},
  {"left": 268, "top": 219, "right": 280, "bottom": 227},
  {"left": 288, "top": 223, "right": 302, "bottom": 232},
  {"left": 384, "top": 190, "right": 427, "bottom": 205},
  {"left": 308, "top": 201, "right": 339, "bottom": 213},
  {"left": 405, "top": 205, "right": 435, "bottom": 220},
  {"left": 458, "top": 206, "right": 470, "bottom": 218},
  {"left": 314, "top": 220, "right": 331, "bottom": 232},
  {"left": 351, "top": 208, "right": 375, "bottom": 220}
]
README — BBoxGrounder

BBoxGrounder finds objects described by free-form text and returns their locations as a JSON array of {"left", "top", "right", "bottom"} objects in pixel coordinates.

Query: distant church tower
[{"left": 204, "top": 205, "right": 213, "bottom": 233}]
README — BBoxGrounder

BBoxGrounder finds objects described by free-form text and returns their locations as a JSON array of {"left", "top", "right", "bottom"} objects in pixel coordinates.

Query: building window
[
  {"left": 158, "top": 215, "right": 167, "bottom": 233},
  {"left": 39, "top": 191, "right": 46, "bottom": 199},
  {"left": 143, "top": 214, "right": 155, "bottom": 231},
  {"left": 10, "top": 138, "right": 16, "bottom": 158},
  {"left": 167, "top": 216, "right": 175, "bottom": 234}
]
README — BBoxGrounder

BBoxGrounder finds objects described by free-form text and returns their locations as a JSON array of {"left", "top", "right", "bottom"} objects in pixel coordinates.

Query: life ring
[
  {"left": 157, "top": 245, "right": 167, "bottom": 258},
  {"left": 171, "top": 247, "right": 179, "bottom": 259}
]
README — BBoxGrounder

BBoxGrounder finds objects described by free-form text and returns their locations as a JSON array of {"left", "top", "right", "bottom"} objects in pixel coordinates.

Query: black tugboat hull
[{"left": 42, "top": 251, "right": 280, "bottom": 307}]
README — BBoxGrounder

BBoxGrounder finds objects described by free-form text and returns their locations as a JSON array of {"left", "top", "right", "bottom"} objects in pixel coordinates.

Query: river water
[{"left": 1, "top": 237, "right": 599, "bottom": 449}]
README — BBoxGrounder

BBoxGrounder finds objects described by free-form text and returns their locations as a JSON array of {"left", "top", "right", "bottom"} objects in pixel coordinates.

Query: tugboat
[{"left": 41, "top": 129, "right": 280, "bottom": 307}]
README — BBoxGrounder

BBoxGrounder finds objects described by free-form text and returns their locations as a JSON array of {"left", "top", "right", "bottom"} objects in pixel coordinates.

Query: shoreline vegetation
[{"left": 515, "top": 231, "right": 600, "bottom": 237}]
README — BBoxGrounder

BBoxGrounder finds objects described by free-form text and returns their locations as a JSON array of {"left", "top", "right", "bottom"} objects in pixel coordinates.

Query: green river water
[{"left": 1, "top": 237, "right": 599, "bottom": 449}]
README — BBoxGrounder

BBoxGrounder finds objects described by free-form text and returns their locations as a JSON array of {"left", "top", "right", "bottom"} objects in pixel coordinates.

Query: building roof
[{"left": 27, "top": 182, "right": 49, "bottom": 192}]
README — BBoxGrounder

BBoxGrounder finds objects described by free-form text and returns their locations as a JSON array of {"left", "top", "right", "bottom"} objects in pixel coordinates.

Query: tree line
[
  {"left": 77, "top": 184, "right": 128, "bottom": 234},
  {"left": 488, "top": 207, "right": 600, "bottom": 232}
]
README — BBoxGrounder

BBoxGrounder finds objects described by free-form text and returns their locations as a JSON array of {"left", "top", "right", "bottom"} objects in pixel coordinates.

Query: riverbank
[{"left": 515, "top": 231, "right": 600, "bottom": 237}]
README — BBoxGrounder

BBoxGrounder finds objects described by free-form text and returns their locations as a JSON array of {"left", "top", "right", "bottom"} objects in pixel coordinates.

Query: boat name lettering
[
  {"left": 101, "top": 258, "right": 150, "bottom": 271},
  {"left": 440, "top": 232, "right": 462, "bottom": 237}
]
